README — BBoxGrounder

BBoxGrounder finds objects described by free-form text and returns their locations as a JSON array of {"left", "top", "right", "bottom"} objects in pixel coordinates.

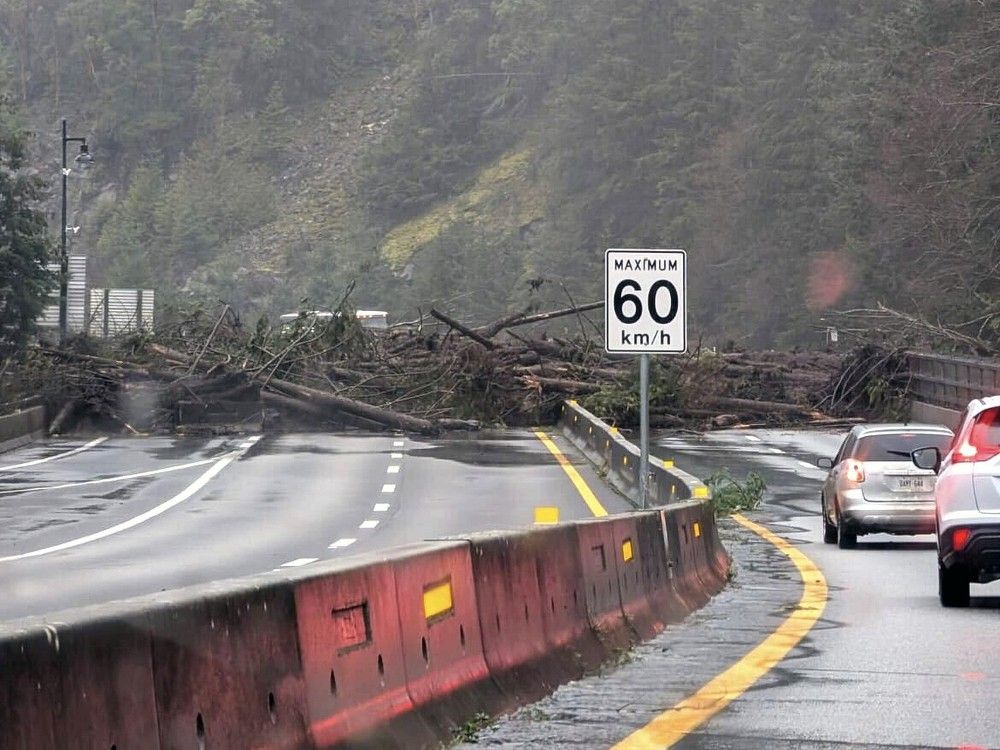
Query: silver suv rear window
[{"left": 853, "top": 432, "right": 952, "bottom": 462}]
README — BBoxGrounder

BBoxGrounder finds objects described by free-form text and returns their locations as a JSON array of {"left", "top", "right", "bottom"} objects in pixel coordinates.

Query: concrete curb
[
  {"left": 0, "top": 406, "right": 45, "bottom": 455},
  {"left": 0, "top": 407, "right": 730, "bottom": 749}
]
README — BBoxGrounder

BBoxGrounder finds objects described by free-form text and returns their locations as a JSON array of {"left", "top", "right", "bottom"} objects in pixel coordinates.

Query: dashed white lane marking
[
  {"left": 745, "top": 434, "right": 762, "bottom": 442},
  {"left": 386, "top": 465, "right": 400, "bottom": 474},
  {"left": 382, "top": 483, "right": 396, "bottom": 493},
  {"left": 359, "top": 519, "right": 379, "bottom": 529},
  {"left": 797, "top": 460, "right": 817, "bottom": 469},
  {"left": 281, "top": 557, "right": 318, "bottom": 567},
  {"left": 329, "top": 538, "right": 356, "bottom": 549},
  {"left": 393, "top": 440, "right": 405, "bottom": 448},
  {"left": 391, "top": 452, "right": 403, "bottom": 459},
  {"left": 0, "top": 437, "right": 108, "bottom": 472},
  {"left": 0, "top": 438, "right": 260, "bottom": 562},
  {"left": 373, "top": 503, "right": 391, "bottom": 512},
  {"left": 766, "top": 447, "right": 785, "bottom": 454}
]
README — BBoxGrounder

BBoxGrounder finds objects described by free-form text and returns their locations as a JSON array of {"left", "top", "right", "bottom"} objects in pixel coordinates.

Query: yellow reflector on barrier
[
  {"left": 622, "top": 539, "right": 634, "bottom": 562},
  {"left": 663, "top": 459, "right": 674, "bottom": 469},
  {"left": 623, "top": 456, "right": 629, "bottom": 466},
  {"left": 534, "top": 506, "right": 560, "bottom": 525},
  {"left": 611, "top": 427, "right": 619, "bottom": 435},
  {"left": 693, "top": 522, "right": 702, "bottom": 538},
  {"left": 568, "top": 399, "right": 578, "bottom": 406},
  {"left": 694, "top": 486, "right": 709, "bottom": 498},
  {"left": 423, "top": 579, "right": 453, "bottom": 621}
]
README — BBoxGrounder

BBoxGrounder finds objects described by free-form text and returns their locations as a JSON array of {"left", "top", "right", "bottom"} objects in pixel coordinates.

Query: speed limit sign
[{"left": 605, "top": 249, "right": 687, "bottom": 354}]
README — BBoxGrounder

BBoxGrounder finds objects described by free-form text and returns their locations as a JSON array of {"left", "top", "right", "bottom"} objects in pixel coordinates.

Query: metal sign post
[
  {"left": 605, "top": 249, "right": 687, "bottom": 508},
  {"left": 639, "top": 353, "right": 650, "bottom": 508}
]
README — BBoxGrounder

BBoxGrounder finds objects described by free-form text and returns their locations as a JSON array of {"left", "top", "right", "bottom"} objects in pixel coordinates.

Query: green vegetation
[
  {"left": 450, "top": 711, "right": 494, "bottom": 744},
  {"left": 581, "top": 360, "right": 681, "bottom": 424},
  {"left": 0, "top": 95, "right": 52, "bottom": 354},
  {"left": 704, "top": 470, "right": 767, "bottom": 515},
  {"left": 1, "top": 2, "right": 996, "bottom": 346}
]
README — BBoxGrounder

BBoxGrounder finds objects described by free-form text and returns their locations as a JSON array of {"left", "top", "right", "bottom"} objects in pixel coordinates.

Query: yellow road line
[
  {"left": 533, "top": 431, "right": 608, "bottom": 517},
  {"left": 611, "top": 513, "right": 827, "bottom": 749}
]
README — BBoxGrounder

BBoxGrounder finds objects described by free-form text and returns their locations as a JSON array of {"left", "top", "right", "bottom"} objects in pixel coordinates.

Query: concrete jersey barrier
[
  {"left": 559, "top": 399, "right": 710, "bottom": 506},
  {"left": 0, "top": 405, "right": 729, "bottom": 749},
  {"left": 0, "top": 405, "right": 45, "bottom": 455}
]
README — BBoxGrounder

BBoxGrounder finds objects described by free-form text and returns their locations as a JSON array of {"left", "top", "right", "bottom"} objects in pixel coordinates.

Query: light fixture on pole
[{"left": 59, "top": 118, "right": 92, "bottom": 342}]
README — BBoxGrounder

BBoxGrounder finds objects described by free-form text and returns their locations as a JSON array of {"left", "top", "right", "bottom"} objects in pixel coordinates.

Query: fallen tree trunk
[
  {"left": 430, "top": 308, "right": 496, "bottom": 350},
  {"left": 268, "top": 379, "right": 438, "bottom": 435},
  {"left": 480, "top": 301, "right": 604, "bottom": 337},
  {"left": 700, "top": 395, "right": 811, "bottom": 415},
  {"left": 520, "top": 375, "right": 603, "bottom": 394}
]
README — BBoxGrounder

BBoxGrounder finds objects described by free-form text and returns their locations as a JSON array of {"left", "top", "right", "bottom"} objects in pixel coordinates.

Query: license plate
[{"left": 894, "top": 477, "right": 929, "bottom": 492}]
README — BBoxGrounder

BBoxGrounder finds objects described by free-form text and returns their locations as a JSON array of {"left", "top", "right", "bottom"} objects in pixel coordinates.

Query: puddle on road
[
  {"left": 409, "top": 442, "right": 552, "bottom": 467},
  {"left": 17, "top": 517, "right": 77, "bottom": 534},
  {"left": 66, "top": 503, "right": 107, "bottom": 515}
]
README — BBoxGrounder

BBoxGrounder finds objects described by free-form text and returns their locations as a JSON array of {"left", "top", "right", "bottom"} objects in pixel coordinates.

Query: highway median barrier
[
  {"left": 0, "top": 403, "right": 45, "bottom": 454},
  {"left": 0, "top": 401, "right": 729, "bottom": 749}
]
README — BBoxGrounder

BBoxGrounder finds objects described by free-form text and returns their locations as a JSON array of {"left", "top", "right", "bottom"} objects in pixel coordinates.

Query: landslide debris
[{"left": 1, "top": 303, "right": 907, "bottom": 436}]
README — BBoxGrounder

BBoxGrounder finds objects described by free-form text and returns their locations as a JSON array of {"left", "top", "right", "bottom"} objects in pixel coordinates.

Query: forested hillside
[{"left": 2, "top": 0, "right": 996, "bottom": 347}]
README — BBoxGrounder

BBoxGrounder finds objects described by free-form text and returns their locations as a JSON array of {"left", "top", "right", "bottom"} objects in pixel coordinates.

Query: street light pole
[{"left": 59, "top": 118, "right": 90, "bottom": 343}]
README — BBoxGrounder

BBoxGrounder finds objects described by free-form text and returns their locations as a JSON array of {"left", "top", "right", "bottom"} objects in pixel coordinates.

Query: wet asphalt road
[
  {"left": 469, "top": 428, "right": 1000, "bottom": 749},
  {"left": 0, "top": 430, "right": 631, "bottom": 622}
]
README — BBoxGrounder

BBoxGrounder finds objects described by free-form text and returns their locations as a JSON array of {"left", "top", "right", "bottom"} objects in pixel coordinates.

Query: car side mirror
[
  {"left": 817, "top": 457, "right": 834, "bottom": 470},
  {"left": 911, "top": 447, "right": 942, "bottom": 474}
]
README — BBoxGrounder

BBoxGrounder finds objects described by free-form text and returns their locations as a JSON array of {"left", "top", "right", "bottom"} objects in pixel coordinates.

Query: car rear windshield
[{"left": 852, "top": 432, "right": 953, "bottom": 462}]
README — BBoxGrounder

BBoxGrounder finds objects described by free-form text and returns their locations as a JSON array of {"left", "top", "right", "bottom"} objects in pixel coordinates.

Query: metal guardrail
[{"left": 908, "top": 352, "right": 1000, "bottom": 411}]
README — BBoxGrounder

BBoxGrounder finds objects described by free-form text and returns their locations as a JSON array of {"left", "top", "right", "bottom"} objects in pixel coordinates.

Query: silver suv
[
  {"left": 819, "top": 424, "right": 953, "bottom": 549},
  {"left": 912, "top": 396, "right": 1000, "bottom": 607}
]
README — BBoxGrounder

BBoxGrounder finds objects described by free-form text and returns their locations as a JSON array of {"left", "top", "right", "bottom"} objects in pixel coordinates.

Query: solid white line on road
[
  {"left": 0, "top": 455, "right": 236, "bottom": 561},
  {"left": 387, "top": 465, "right": 400, "bottom": 474},
  {"left": 0, "top": 437, "right": 108, "bottom": 472},
  {"left": 391, "top": 452, "right": 403, "bottom": 459},
  {"left": 382, "top": 484, "right": 396, "bottom": 493},
  {"left": 373, "top": 503, "right": 391, "bottom": 512},
  {"left": 0, "top": 457, "right": 217, "bottom": 497},
  {"left": 281, "top": 557, "right": 318, "bottom": 567},
  {"left": 329, "top": 538, "right": 356, "bottom": 549},
  {"left": 0, "top": 435, "right": 260, "bottom": 497},
  {"left": 0, "top": 438, "right": 261, "bottom": 562},
  {"left": 393, "top": 440, "right": 405, "bottom": 448},
  {"left": 359, "top": 519, "right": 379, "bottom": 529}
]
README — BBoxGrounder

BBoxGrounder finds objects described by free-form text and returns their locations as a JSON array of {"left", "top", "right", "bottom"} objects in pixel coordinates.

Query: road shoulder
[{"left": 461, "top": 516, "right": 807, "bottom": 748}]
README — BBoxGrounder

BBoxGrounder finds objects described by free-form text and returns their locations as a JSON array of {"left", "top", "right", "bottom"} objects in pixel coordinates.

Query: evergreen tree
[{"left": 0, "top": 96, "right": 52, "bottom": 353}]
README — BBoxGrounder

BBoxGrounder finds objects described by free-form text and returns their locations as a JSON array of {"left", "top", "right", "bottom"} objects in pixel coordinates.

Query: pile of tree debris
[{"left": 1, "top": 302, "right": 908, "bottom": 436}]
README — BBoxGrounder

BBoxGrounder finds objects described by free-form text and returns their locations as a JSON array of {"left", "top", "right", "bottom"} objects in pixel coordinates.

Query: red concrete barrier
[
  {"left": 294, "top": 557, "right": 433, "bottom": 750},
  {"left": 464, "top": 524, "right": 605, "bottom": 703},
  {"left": 606, "top": 515, "right": 665, "bottom": 640},
  {"left": 147, "top": 583, "right": 308, "bottom": 750},
  {"left": 574, "top": 517, "right": 635, "bottom": 649},
  {"left": 634, "top": 511, "right": 689, "bottom": 625},
  {"left": 0, "top": 617, "right": 159, "bottom": 750},
  {"left": 530, "top": 523, "right": 607, "bottom": 672},
  {"left": 389, "top": 542, "right": 504, "bottom": 736}
]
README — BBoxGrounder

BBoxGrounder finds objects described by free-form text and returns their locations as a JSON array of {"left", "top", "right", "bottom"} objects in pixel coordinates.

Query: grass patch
[
  {"left": 704, "top": 469, "right": 766, "bottom": 515},
  {"left": 450, "top": 712, "right": 494, "bottom": 744}
]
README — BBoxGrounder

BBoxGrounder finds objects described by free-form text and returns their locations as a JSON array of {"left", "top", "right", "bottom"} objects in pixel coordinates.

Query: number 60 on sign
[{"left": 604, "top": 249, "right": 687, "bottom": 354}]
